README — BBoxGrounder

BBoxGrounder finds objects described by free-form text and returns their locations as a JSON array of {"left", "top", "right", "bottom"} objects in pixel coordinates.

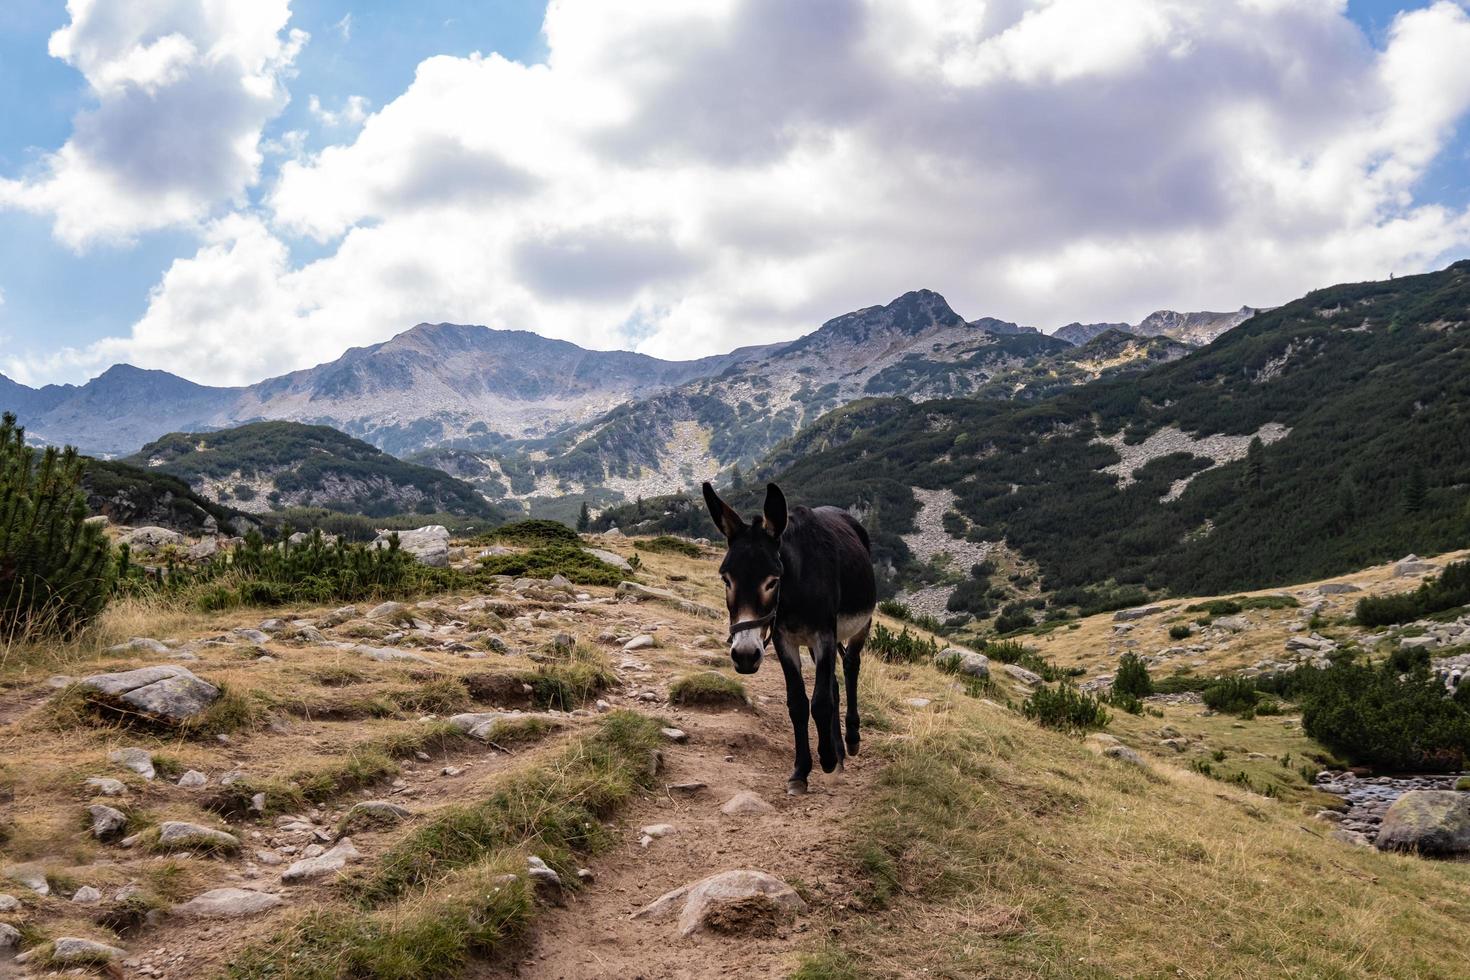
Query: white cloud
[
  {"left": 0, "top": 0, "right": 305, "bottom": 249},
  {"left": 14, "top": 0, "right": 1470, "bottom": 386},
  {"left": 336, "top": 13, "right": 352, "bottom": 42},
  {"left": 309, "top": 94, "right": 371, "bottom": 128}
]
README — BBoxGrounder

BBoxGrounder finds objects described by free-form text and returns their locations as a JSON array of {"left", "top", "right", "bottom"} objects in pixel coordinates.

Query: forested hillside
[
  {"left": 602, "top": 262, "right": 1470, "bottom": 601},
  {"left": 129, "top": 421, "right": 499, "bottom": 519}
]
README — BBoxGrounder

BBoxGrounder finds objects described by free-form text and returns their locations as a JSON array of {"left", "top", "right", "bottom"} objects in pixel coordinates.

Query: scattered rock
[
  {"left": 3, "top": 865, "right": 48, "bottom": 896},
  {"left": 660, "top": 727, "right": 688, "bottom": 743},
  {"left": 1103, "top": 745, "right": 1146, "bottom": 767},
  {"left": 0, "top": 922, "right": 19, "bottom": 953},
  {"left": 1002, "top": 663, "right": 1043, "bottom": 686},
  {"left": 174, "top": 887, "right": 284, "bottom": 919},
  {"left": 1375, "top": 791, "right": 1470, "bottom": 854},
  {"left": 623, "top": 634, "right": 656, "bottom": 651},
  {"left": 614, "top": 581, "right": 723, "bottom": 620},
  {"left": 526, "top": 855, "right": 562, "bottom": 892},
  {"left": 1319, "top": 583, "right": 1361, "bottom": 595},
  {"left": 905, "top": 697, "right": 931, "bottom": 708},
  {"left": 341, "top": 800, "right": 411, "bottom": 832},
  {"left": 85, "top": 776, "right": 127, "bottom": 796},
  {"left": 49, "top": 937, "right": 125, "bottom": 965},
  {"left": 366, "top": 601, "right": 409, "bottom": 621},
  {"left": 938, "top": 647, "right": 990, "bottom": 679},
  {"left": 71, "top": 885, "right": 102, "bottom": 904},
  {"left": 587, "top": 548, "right": 632, "bottom": 571},
  {"left": 79, "top": 665, "right": 221, "bottom": 723},
  {"left": 0, "top": 894, "right": 18, "bottom": 912},
  {"left": 118, "top": 525, "right": 184, "bottom": 555},
  {"left": 632, "top": 870, "right": 806, "bottom": 938},
  {"left": 88, "top": 804, "right": 128, "bottom": 841},
  {"left": 1113, "top": 604, "right": 1166, "bottom": 622},
  {"left": 108, "top": 747, "right": 156, "bottom": 780},
  {"left": 156, "top": 821, "right": 240, "bottom": 853},
  {"left": 177, "top": 769, "right": 208, "bottom": 788},
  {"left": 720, "top": 791, "right": 775, "bottom": 816},
  {"left": 282, "top": 838, "right": 361, "bottom": 883},
  {"left": 105, "top": 636, "right": 169, "bottom": 655}
]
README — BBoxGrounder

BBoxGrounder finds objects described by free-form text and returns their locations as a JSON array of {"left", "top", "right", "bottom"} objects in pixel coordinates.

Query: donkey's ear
[
  {"left": 763, "top": 483, "right": 788, "bottom": 538},
  {"left": 702, "top": 481, "right": 745, "bottom": 539}
]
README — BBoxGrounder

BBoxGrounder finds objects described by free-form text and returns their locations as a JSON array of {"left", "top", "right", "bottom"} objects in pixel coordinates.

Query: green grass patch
[
  {"left": 526, "top": 644, "right": 616, "bottom": 709},
  {"left": 1020, "top": 684, "right": 1110, "bottom": 732},
  {"left": 479, "top": 544, "right": 625, "bottom": 586},
  {"left": 478, "top": 519, "right": 581, "bottom": 546},
  {"left": 633, "top": 535, "right": 703, "bottom": 557},
  {"left": 668, "top": 671, "right": 749, "bottom": 707}
]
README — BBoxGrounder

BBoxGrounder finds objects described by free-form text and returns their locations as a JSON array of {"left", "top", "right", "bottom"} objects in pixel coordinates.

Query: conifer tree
[
  {"left": 1, "top": 413, "right": 114, "bottom": 638},
  {"left": 576, "top": 501, "right": 591, "bottom": 532},
  {"left": 1404, "top": 466, "right": 1427, "bottom": 514}
]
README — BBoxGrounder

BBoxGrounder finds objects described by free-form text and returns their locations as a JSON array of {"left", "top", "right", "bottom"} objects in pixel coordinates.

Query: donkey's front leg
[
  {"left": 811, "top": 632, "right": 841, "bottom": 774},
  {"left": 773, "top": 633, "right": 812, "bottom": 794}
]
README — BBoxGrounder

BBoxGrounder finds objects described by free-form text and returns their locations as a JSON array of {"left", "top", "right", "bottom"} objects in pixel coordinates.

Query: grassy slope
[{"left": 803, "top": 650, "right": 1470, "bottom": 979}]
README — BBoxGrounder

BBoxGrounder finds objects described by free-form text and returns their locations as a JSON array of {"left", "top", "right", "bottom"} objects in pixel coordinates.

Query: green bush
[
  {"left": 1113, "top": 652, "right": 1154, "bottom": 699},
  {"left": 1021, "top": 684, "right": 1111, "bottom": 732},
  {"left": 869, "top": 623, "right": 940, "bottom": 664},
  {"left": 984, "top": 638, "right": 1067, "bottom": 682},
  {"left": 994, "top": 603, "right": 1036, "bottom": 634},
  {"left": 1, "top": 413, "right": 114, "bottom": 638},
  {"left": 1356, "top": 560, "right": 1470, "bottom": 627},
  {"left": 1201, "top": 676, "right": 1260, "bottom": 715},
  {"left": 1169, "top": 624, "right": 1193, "bottom": 640},
  {"left": 478, "top": 544, "right": 625, "bottom": 586},
  {"left": 481, "top": 519, "right": 580, "bottom": 547},
  {"left": 634, "top": 535, "right": 702, "bottom": 557},
  {"left": 1296, "top": 660, "right": 1470, "bottom": 771}
]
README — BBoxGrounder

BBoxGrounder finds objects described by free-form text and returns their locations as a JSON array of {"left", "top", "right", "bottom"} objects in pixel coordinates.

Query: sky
[{"left": 1, "top": 0, "right": 1468, "bottom": 389}]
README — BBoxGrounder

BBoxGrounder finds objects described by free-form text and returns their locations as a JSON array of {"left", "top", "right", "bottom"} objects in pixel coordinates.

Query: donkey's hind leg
[{"left": 842, "top": 622, "right": 867, "bottom": 757}]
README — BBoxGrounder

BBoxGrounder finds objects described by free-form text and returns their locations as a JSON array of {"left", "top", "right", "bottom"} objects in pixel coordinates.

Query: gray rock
[
  {"left": 1103, "top": 745, "right": 1147, "bottom": 767},
  {"left": 105, "top": 636, "right": 169, "bottom": 655},
  {"left": 372, "top": 526, "right": 450, "bottom": 567},
  {"left": 1395, "top": 560, "right": 1435, "bottom": 578},
  {"left": 156, "top": 821, "right": 240, "bottom": 853},
  {"left": 1213, "top": 616, "right": 1250, "bottom": 632},
  {"left": 526, "top": 855, "right": 561, "bottom": 889},
  {"left": 187, "top": 537, "right": 219, "bottom": 561},
  {"left": 1002, "top": 663, "right": 1043, "bottom": 686},
  {"left": 342, "top": 800, "right": 411, "bottom": 827},
  {"left": 720, "top": 791, "right": 775, "bottom": 816},
  {"left": 282, "top": 838, "right": 361, "bottom": 883},
  {"left": 89, "top": 804, "right": 128, "bottom": 841},
  {"left": 3, "top": 865, "right": 49, "bottom": 895},
  {"left": 1113, "top": 604, "right": 1165, "bottom": 622},
  {"left": 1375, "top": 791, "right": 1470, "bottom": 854},
  {"left": 79, "top": 665, "right": 220, "bottom": 722},
  {"left": 0, "top": 922, "right": 19, "bottom": 953},
  {"left": 174, "top": 887, "right": 283, "bottom": 919},
  {"left": 1318, "top": 583, "right": 1361, "bottom": 594},
  {"left": 447, "top": 711, "right": 523, "bottom": 740},
  {"left": 50, "top": 937, "right": 125, "bottom": 964},
  {"left": 614, "top": 581, "right": 723, "bottom": 620},
  {"left": 366, "top": 601, "right": 409, "bottom": 621},
  {"left": 623, "top": 634, "right": 656, "bottom": 651},
  {"left": 0, "top": 893, "right": 19, "bottom": 912},
  {"left": 353, "top": 644, "right": 436, "bottom": 665},
  {"left": 938, "top": 647, "right": 990, "bottom": 679},
  {"left": 85, "top": 776, "right": 127, "bottom": 796},
  {"left": 177, "top": 769, "right": 208, "bottom": 788},
  {"left": 1400, "top": 635, "right": 1440, "bottom": 653},
  {"left": 119, "top": 525, "right": 184, "bottom": 554},
  {"left": 632, "top": 869, "right": 807, "bottom": 937},
  {"left": 587, "top": 548, "right": 632, "bottom": 571},
  {"left": 660, "top": 727, "right": 688, "bottom": 743},
  {"left": 108, "top": 747, "right": 156, "bottom": 780},
  {"left": 71, "top": 885, "right": 102, "bottom": 904}
]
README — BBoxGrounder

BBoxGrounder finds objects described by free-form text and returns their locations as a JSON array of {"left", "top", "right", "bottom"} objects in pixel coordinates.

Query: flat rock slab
[
  {"left": 1376, "top": 791, "right": 1470, "bottom": 854},
  {"left": 448, "top": 711, "right": 549, "bottom": 741},
  {"left": 156, "top": 821, "right": 239, "bottom": 853},
  {"left": 3, "top": 865, "right": 49, "bottom": 896},
  {"left": 108, "top": 747, "right": 156, "bottom": 780},
  {"left": 1113, "top": 604, "right": 1166, "bottom": 622},
  {"left": 633, "top": 869, "right": 807, "bottom": 937},
  {"left": 372, "top": 526, "right": 450, "bottom": 567},
  {"left": 615, "top": 581, "right": 723, "bottom": 620},
  {"left": 352, "top": 644, "right": 437, "bottom": 665},
  {"left": 78, "top": 665, "right": 220, "bottom": 722},
  {"left": 282, "top": 838, "right": 361, "bottom": 883},
  {"left": 587, "top": 548, "right": 632, "bottom": 571},
  {"left": 174, "top": 887, "right": 283, "bottom": 919}
]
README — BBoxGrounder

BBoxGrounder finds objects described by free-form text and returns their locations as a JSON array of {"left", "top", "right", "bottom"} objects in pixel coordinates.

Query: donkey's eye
[
  {"left": 721, "top": 573, "right": 732, "bottom": 587},
  {"left": 762, "top": 577, "right": 779, "bottom": 592}
]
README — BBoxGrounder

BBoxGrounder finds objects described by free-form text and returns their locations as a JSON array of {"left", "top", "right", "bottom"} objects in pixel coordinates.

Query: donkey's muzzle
[{"left": 731, "top": 649, "right": 763, "bottom": 674}]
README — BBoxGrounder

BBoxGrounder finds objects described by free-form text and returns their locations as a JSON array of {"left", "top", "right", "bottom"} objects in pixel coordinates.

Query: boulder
[
  {"left": 177, "top": 770, "right": 208, "bottom": 788},
  {"left": 282, "top": 838, "right": 361, "bottom": 883},
  {"left": 0, "top": 922, "right": 18, "bottom": 953},
  {"left": 105, "top": 636, "right": 169, "bottom": 655},
  {"left": 372, "top": 526, "right": 450, "bottom": 567},
  {"left": 71, "top": 886, "right": 102, "bottom": 904},
  {"left": 174, "top": 887, "right": 283, "bottom": 919},
  {"left": 78, "top": 665, "right": 220, "bottom": 723},
  {"left": 1113, "top": 604, "right": 1165, "bottom": 622},
  {"left": 3, "top": 865, "right": 49, "bottom": 895},
  {"left": 187, "top": 537, "right": 219, "bottom": 561},
  {"left": 1213, "top": 616, "right": 1250, "bottom": 632},
  {"left": 1394, "top": 560, "right": 1435, "bottom": 578},
  {"left": 340, "top": 800, "right": 411, "bottom": 832},
  {"left": 615, "top": 581, "right": 723, "bottom": 620},
  {"left": 938, "top": 648, "right": 990, "bottom": 679},
  {"left": 85, "top": 777, "right": 127, "bottom": 796},
  {"left": 0, "top": 893, "right": 20, "bottom": 912},
  {"left": 1002, "top": 663, "right": 1043, "bottom": 686},
  {"left": 1103, "top": 745, "right": 1147, "bottom": 767},
  {"left": 1400, "top": 635, "right": 1440, "bottom": 653},
  {"left": 633, "top": 870, "right": 806, "bottom": 937},
  {"left": 1375, "top": 791, "right": 1470, "bottom": 854},
  {"left": 366, "top": 601, "right": 409, "bottom": 621},
  {"left": 623, "top": 634, "right": 656, "bottom": 651},
  {"left": 119, "top": 525, "right": 184, "bottom": 555},
  {"left": 587, "top": 548, "right": 632, "bottom": 571},
  {"left": 447, "top": 711, "right": 534, "bottom": 741},
  {"left": 1318, "top": 583, "right": 1361, "bottom": 595}
]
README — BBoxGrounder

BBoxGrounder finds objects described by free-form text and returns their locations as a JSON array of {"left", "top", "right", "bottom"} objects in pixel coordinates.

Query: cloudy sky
[{"left": 1, "top": 0, "right": 1468, "bottom": 388}]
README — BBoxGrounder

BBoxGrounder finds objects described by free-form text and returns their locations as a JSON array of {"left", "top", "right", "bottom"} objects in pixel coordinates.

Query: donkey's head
[{"left": 702, "top": 481, "right": 787, "bottom": 674}]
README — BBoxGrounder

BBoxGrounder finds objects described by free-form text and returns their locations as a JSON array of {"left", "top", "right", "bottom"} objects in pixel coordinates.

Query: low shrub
[
  {"left": 480, "top": 519, "right": 580, "bottom": 547},
  {"left": 1169, "top": 624, "right": 1193, "bottom": 640},
  {"left": 1113, "top": 652, "right": 1154, "bottom": 699},
  {"left": 478, "top": 544, "right": 625, "bottom": 586},
  {"left": 1356, "top": 560, "right": 1470, "bottom": 627},
  {"left": 1020, "top": 684, "right": 1111, "bottom": 732},
  {"left": 868, "top": 623, "right": 940, "bottom": 664},
  {"left": 1201, "top": 676, "right": 1260, "bottom": 716},
  {"left": 634, "top": 535, "right": 702, "bottom": 557},
  {"left": 668, "top": 671, "right": 748, "bottom": 707}
]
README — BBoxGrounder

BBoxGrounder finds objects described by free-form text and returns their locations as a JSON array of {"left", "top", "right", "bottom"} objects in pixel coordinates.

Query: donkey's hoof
[{"left": 786, "top": 778, "right": 808, "bottom": 795}]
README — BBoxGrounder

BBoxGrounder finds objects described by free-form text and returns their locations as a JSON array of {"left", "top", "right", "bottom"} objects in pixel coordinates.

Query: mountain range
[{"left": 2, "top": 292, "right": 1254, "bottom": 512}]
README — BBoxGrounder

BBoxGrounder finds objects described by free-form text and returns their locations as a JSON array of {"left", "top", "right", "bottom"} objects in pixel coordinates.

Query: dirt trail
[{"left": 484, "top": 638, "right": 876, "bottom": 980}]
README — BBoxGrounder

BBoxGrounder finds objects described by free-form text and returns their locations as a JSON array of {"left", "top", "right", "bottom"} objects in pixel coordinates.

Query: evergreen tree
[
  {"left": 576, "top": 501, "right": 591, "bottom": 533},
  {"left": 730, "top": 465, "right": 745, "bottom": 491},
  {"left": 1404, "top": 466, "right": 1427, "bottom": 514},
  {"left": 1243, "top": 436, "right": 1265, "bottom": 494},
  {"left": 1, "top": 413, "right": 114, "bottom": 638}
]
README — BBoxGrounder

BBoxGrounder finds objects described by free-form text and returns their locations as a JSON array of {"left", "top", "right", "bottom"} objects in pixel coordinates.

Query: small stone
[
  {"left": 71, "top": 885, "right": 103, "bottom": 904},
  {"left": 282, "top": 838, "right": 361, "bottom": 883},
  {"left": 1102, "top": 745, "right": 1146, "bottom": 767},
  {"left": 50, "top": 937, "right": 125, "bottom": 965},
  {"left": 632, "top": 869, "right": 806, "bottom": 937},
  {"left": 3, "top": 865, "right": 49, "bottom": 896},
  {"left": 0, "top": 922, "right": 19, "bottom": 952},
  {"left": 109, "top": 747, "right": 156, "bottom": 780},
  {"left": 255, "top": 850, "right": 283, "bottom": 866},
  {"left": 85, "top": 777, "right": 127, "bottom": 797},
  {"left": 0, "top": 893, "right": 19, "bottom": 912},
  {"left": 669, "top": 782, "right": 706, "bottom": 794},
  {"left": 177, "top": 770, "right": 208, "bottom": 788},
  {"left": 623, "top": 634, "right": 656, "bottom": 651},
  {"left": 156, "top": 821, "right": 240, "bottom": 853},
  {"left": 89, "top": 804, "right": 128, "bottom": 841},
  {"left": 720, "top": 791, "right": 775, "bottom": 816},
  {"left": 595, "top": 699, "right": 612, "bottom": 713},
  {"left": 660, "top": 727, "right": 688, "bottom": 743}
]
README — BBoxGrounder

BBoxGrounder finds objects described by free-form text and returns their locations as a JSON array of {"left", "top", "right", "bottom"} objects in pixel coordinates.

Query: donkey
[{"left": 702, "top": 481, "right": 876, "bottom": 794}]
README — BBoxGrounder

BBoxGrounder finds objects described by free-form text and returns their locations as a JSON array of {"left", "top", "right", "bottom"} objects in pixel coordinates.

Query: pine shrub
[
  {"left": 0, "top": 413, "right": 114, "bottom": 638},
  {"left": 1113, "top": 652, "right": 1154, "bottom": 699}
]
